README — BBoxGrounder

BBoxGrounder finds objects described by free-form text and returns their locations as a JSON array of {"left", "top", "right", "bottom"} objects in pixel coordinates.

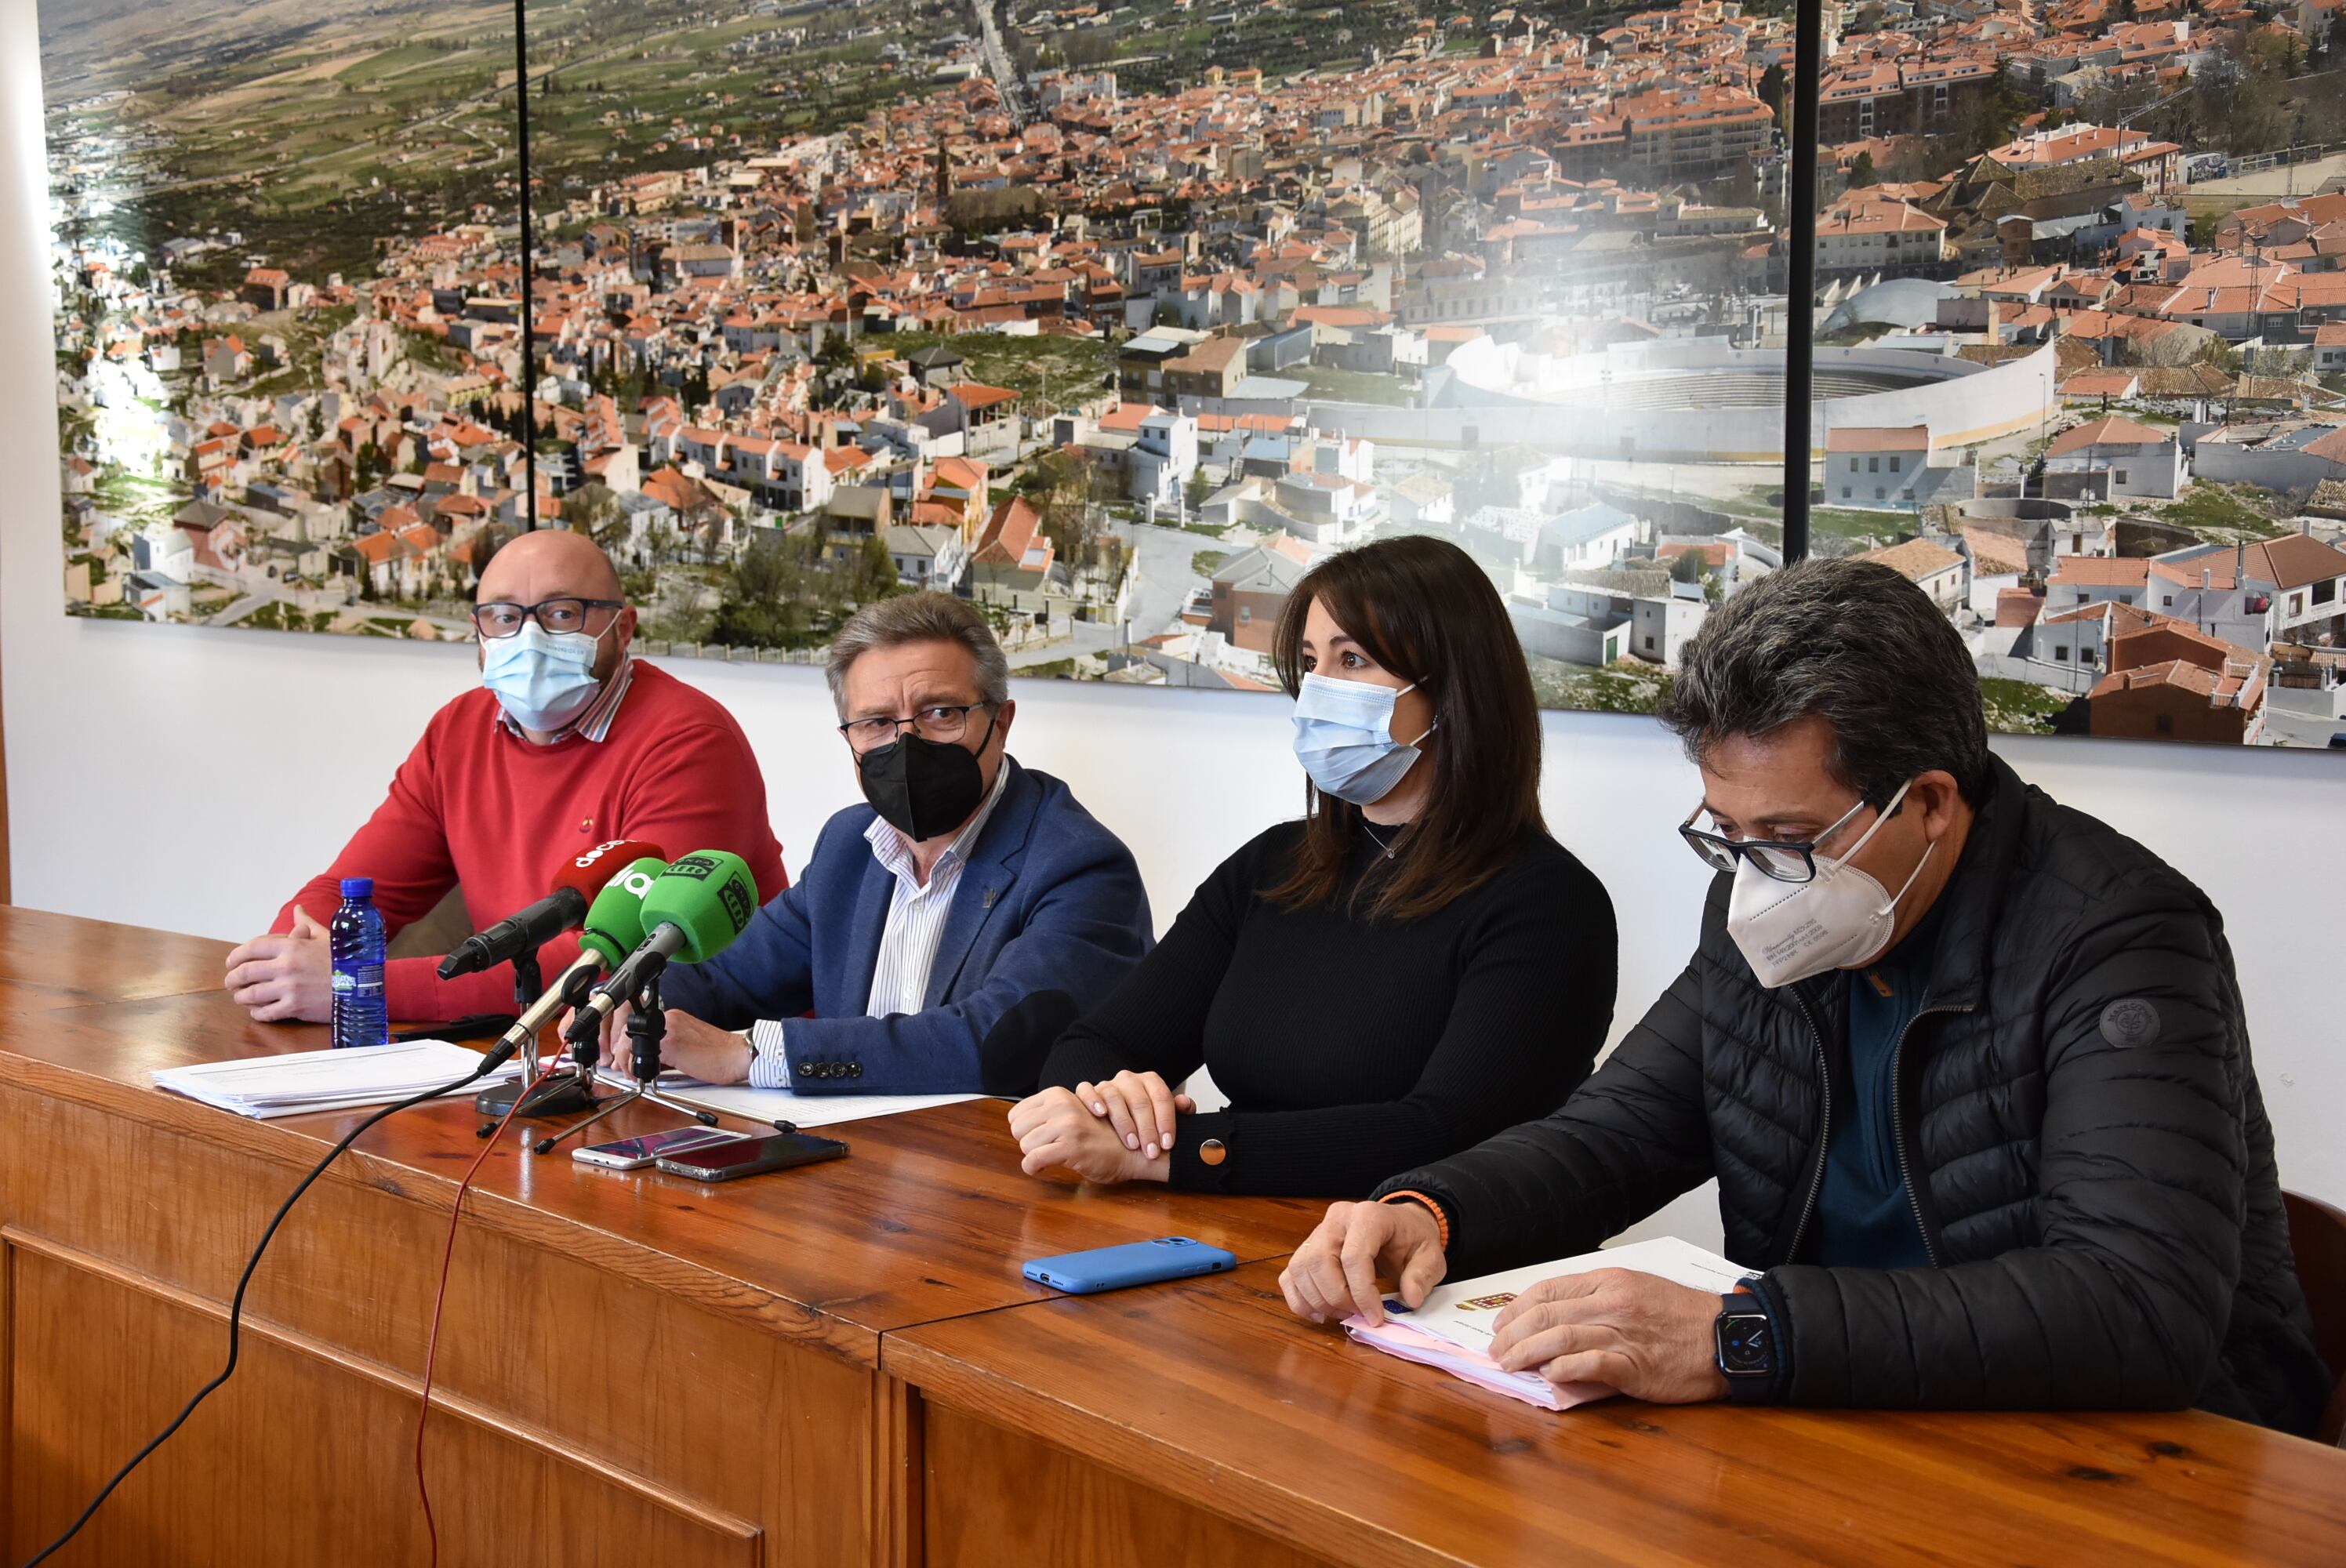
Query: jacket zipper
[
  {"left": 1888, "top": 1001, "right": 1974, "bottom": 1269},
  {"left": 1784, "top": 985, "right": 1832, "bottom": 1265}
]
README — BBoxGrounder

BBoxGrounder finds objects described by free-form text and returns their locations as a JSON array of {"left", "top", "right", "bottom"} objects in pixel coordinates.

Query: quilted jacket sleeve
[
  {"left": 1372, "top": 952, "right": 1718, "bottom": 1279},
  {"left": 1756, "top": 884, "right": 2248, "bottom": 1412}
]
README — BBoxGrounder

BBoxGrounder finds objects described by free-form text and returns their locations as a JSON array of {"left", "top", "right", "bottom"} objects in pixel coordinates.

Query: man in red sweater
[{"left": 223, "top": 529, "right": 787, "bottom": 1023}]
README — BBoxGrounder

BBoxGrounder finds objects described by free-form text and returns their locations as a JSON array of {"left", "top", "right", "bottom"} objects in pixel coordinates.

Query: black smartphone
[{"left": 654, "top": 1130, "right": 848, "bottom": 1181}]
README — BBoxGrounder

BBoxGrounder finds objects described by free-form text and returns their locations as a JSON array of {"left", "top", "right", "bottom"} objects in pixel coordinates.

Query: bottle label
[{"left": 332, "top": 967, "right": 383, "bottom": 993}]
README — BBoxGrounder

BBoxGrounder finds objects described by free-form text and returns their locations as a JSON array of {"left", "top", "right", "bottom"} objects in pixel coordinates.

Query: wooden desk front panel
[
  {"left": 8, "top": 1244, "right": 764, "bottom": 1567},
  {"left": 922, "top": 1406, "right": 1338, "bottom": 1568},
  {"left": 0, "top": 1078, "right": 873, "bottom": 1566},
  {"left": 894, "top": 1263, "right": 2346, "bottom": 1568}
]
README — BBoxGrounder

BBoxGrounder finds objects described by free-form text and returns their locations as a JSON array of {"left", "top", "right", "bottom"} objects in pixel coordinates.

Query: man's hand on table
[
  {"left": 1487, "top": 1269, "right": 1730, "bottom": 1403},
  {"left": 579, "top": 1001, "right": 753, "bottom": 1085},
  {"left": 1282, "top": 1203, "right": 1730, "bottom": 1403},
  {"left": 223, "top": 906, "right": 331, "bottom": 1023},
  {"left": 1279, "top": 1199, "right": 1447, "bottom": 1325}
]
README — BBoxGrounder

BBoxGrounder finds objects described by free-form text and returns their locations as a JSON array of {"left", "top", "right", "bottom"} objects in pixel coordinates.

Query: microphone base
[{"left": 474, "top": 1071, "right": 608, "bottom": 1120}]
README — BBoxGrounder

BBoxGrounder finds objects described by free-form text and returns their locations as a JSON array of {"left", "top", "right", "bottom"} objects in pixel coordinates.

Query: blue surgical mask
[
  {"left": 481, "top": 622, "right": 605, "bottom": 733},
  {"left": 1291, "top": 671, "right": 1437, "bottom": 806}
]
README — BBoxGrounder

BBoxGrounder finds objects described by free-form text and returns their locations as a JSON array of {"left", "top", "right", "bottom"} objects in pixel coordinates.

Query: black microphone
[
  {"left": 437, "top": 887, "right": 590, "bottom": 980},
  {"left": 630, "top": 987, "right": 665, "bottom": 1085},
  {"left": 437, "top": 837, "right": 668, "bottom": 980}
]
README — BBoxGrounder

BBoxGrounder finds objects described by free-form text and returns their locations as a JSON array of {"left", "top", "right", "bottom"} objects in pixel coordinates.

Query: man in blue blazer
[{"left": 608, "top": 592, "right": 1153, "bottom": 1096}]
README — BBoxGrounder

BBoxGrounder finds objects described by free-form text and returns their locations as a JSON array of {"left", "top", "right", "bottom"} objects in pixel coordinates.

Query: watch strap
[{"left": 1715, "top": 1289, "right": 1776, "bottom": 1404}]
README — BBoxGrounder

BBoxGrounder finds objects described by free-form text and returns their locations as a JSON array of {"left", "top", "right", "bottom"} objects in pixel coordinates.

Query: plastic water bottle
[{"left": 329, "top": 877, "right": 389, "bottom": 1050}]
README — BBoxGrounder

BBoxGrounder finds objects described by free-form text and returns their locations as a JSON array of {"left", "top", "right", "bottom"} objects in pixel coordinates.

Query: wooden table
[
  {"left": 2, "top": 908, "right": 2341, "bottom": 1566},
  {"left": 0, "top": 908, "right": 229, "bottom": 1016},
  {"left": 0, "top": 909, "right": 1318, "bottom": 1565},
  {"left": 889, "top": 1262, "right": 2346, "bottom": 1567}
]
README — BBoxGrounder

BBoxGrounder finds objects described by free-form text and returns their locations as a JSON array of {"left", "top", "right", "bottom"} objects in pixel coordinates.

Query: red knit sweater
[{"left": 277, "top": 662, "right": 788, "bottom": 1022}]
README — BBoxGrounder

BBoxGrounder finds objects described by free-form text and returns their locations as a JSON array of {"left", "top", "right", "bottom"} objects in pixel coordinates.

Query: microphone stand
[
  {"left": 472, "top": 949, "right": 606, "bottom": 1127},
  {"left": 529, "top": 970, "right": 717, "bottom": 1156}
]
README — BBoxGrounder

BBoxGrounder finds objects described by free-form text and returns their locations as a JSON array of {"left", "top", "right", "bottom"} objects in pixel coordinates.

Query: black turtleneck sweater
[{"left": 1039, "top": 821, "right": 1616, "bottom": 1196}]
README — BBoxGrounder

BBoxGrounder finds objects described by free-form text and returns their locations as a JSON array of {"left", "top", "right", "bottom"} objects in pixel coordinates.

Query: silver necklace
[{"left": 1360, "top": 819, "right": 1402, "bottom": 859}]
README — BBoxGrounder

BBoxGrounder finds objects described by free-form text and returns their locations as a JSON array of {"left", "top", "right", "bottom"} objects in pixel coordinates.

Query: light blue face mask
[
  {"left": 1291, "top": 671, "right": 1438, "bottom": 807},
  {"left": 481, "top": 622, "right": 605, "bottom": 733}
]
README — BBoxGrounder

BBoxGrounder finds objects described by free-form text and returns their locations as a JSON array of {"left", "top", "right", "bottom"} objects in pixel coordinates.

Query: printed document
[
  {"left": 1344, "top": 1236, "right": 1757, "bottom": 1411},
  {"left": 153, "top": 1040, "right": 520, "bottom": 1119}
]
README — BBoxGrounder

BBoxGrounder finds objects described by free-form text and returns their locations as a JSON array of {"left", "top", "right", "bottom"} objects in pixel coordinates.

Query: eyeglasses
[
  {"left": 837, "top": 701, "right": 993, "bottom": 753},
  {"left": 471, "top": 597, "right": 624, "bottom": 640},
  {"left": 1678, "top": 793, "right": 1879, "bottom": 885}
]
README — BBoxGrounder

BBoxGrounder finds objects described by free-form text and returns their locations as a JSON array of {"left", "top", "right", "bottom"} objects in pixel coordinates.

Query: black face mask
[{"left": 855, "top": 711, "right": 996, "bottom": 842}]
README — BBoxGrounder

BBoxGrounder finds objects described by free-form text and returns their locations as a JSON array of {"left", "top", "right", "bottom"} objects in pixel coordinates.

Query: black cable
[
  {"left": 16, "top": 1057, "right": 500, "bottom": 1568},
  {"left": 514, "top": 0, "right": 537, "bottom": 529},
  {"left": 1782, "top": 0, "right": 1823, "bottom": 563}
]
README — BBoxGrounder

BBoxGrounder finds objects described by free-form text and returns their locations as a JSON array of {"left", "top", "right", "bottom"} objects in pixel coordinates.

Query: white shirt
[{"left": 745, "top": 764, "right": 1010, "bottom": 1088}]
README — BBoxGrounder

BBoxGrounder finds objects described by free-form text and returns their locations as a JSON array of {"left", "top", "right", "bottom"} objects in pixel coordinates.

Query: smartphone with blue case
[{"left": 1022, "top": 1236, "right": 1237, "bottom": 1294}]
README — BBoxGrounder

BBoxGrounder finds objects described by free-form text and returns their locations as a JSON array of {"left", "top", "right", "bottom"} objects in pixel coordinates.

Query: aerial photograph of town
[{"left": 38, "top": 0, "right": 2346, "bottom": 742}]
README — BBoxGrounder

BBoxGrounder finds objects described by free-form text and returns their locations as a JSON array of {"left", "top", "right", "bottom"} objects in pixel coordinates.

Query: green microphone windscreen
[
  {"left": 639, "top": 850, "right": 759, "bottom": 962},
  {"left": 579, "top": 857, "right": 665, "bottom": 969}
]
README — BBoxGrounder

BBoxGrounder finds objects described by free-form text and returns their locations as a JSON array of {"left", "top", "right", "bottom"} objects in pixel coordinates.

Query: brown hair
[{"left": 1266, "top": 534, "right": 1546, "bottom": 921}]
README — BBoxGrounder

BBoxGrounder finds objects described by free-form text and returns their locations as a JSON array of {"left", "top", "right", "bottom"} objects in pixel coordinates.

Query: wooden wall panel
[{"left": 922, "top": 1408, "right": 1338, "bottom": 1568}]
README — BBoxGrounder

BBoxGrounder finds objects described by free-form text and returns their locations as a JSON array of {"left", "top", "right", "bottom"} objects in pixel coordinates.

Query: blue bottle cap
[{"left": 339, "top": 877, "right": 375, "bottom": 898}]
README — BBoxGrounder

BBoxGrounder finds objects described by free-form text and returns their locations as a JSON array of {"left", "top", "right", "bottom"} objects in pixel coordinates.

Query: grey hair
[
  {"left": 1657, "top": 557, "right": 1990, "bottom": 805},
  {"left": 824, "top": 591, "right": 1011, "bottom": 717}
]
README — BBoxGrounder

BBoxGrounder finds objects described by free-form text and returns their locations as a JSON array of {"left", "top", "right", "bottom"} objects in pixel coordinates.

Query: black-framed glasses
[
  {"left": 471, "top": 597, "right": 624, "bottom": 639},
  {"left": 1678, "top": 792, "right": 1879, "bottom": 885},
  {"left": 837, "top": 701, "right": 993, "bottom": 753}
]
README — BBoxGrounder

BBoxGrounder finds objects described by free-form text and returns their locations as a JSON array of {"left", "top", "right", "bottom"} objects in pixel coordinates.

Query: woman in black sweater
[{"left": 1008, "top": 535, "right": 1617, "bottom": 1196}]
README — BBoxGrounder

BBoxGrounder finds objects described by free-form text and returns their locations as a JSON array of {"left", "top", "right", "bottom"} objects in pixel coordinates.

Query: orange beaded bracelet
[{"left": 1377, "top": 1190, "right": 1451, "bottom": 1252}]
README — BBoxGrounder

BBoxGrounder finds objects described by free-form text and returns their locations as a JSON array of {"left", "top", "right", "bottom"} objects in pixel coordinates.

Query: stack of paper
[
  {"left": 594, "top": 1066, "right": 982, "bottom": 1130},
  {"left": 1344, "top": 1236, "right": 1758, "bottom": 1411},
  {"left": 153, "top": 1040, "right": 521, "bottom": 1120},
  {"left": 575, "top": 1017, "right": 987, "bottom": 1130}
]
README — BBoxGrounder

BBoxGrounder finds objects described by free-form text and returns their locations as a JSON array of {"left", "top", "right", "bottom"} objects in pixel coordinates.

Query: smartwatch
[{"left": 1714, "top": 1290, "right": 1774, "bottom": 1402}]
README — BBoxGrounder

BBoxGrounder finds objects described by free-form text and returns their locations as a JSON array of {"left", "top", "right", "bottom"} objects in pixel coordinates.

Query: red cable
[{"left": 414, "top": 1051, "right": 538, "bottom": 1564}]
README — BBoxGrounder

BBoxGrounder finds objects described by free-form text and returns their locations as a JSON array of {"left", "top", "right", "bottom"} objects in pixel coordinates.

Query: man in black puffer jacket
[{"left": 1280, "top": 558, "right": 2327, "bottom": 1436}]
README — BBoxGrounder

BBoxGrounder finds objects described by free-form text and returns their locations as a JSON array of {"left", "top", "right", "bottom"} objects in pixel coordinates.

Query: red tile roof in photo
[
  {"left": 2047, "top": 416, "right": 2172, "bottom": 456},
  {"left": 2050, "top": 555, "right": 2150, "bottom": 588}
]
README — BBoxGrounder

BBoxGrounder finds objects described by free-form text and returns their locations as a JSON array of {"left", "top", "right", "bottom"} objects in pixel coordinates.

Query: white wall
[{"left": 2, "top": 16, "right": 2338, "bottom": 1236}]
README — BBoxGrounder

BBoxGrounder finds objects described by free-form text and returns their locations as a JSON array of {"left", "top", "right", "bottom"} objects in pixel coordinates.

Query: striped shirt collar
[
  {"left": 490, "top": 652, "right": 636, "bottom": 745},
  {"left": 864, "top": 757, "right": 1011, "bottom": 889}
]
